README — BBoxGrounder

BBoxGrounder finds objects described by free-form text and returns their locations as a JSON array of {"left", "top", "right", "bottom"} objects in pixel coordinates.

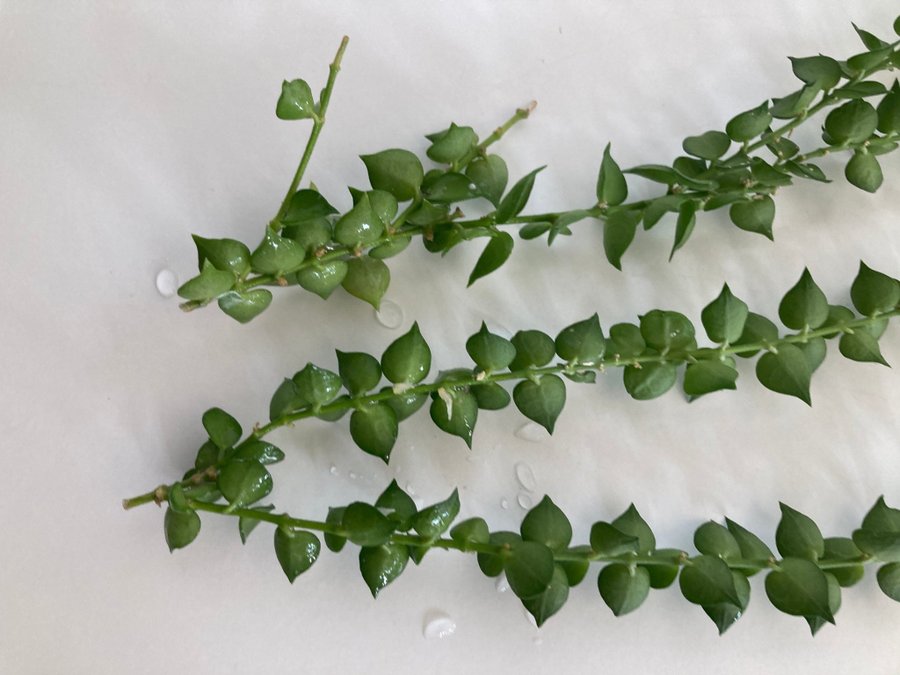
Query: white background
[{"left": 2, "top": 2, "right": 899, "bottom": 673}]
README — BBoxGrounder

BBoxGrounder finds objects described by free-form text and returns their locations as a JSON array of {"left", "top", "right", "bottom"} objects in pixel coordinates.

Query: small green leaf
[
  {"left": 238, "top": 504, "right": 275, "bottom": 544},
  {"left": 852, "top": 497, "right": 900, "bottom": 562},
  {"left": 496, "top": 167, "right": 545, "bottom": 223},
  {"left": 192, "top": 235, "right": 251, "bottom": 276},
  {"left": 765, "top": 557, "right": 834, "bottom": 623},
  {"left": 725, "top": 518, "right": 775, "bottom": 568},
  {"left": 450, "top": 517, "right": 490, "bottom": 550},
  {"left": 640, "top": 310, "right": 695, "bottom": 352},
  {"left": 193, "top": 440, "right": 219, "bottom": 471},
  {"left": 334, "top": 194, "right": 385, "bottom": 246},
  {"left": 770, "top": 84, "right": 820, "bottom": 119},
  {"left": 694, "top": 521, "right": 741, "bottom": 559},
  {"left": 603, "top": 210, "right": 641, "bottom": 270},
  {"left": 333, "top": 351, "right": 381, "bottom": 397},
  {"left": 518, "top": 223, "right": 551, "bottom": 240},
  {"left": 203, "top": 408, "right": 242, "bottom": 450},
  {"left": 217, "top": 289, "right": 273, "bottom": 324},
  {"left": 702, "top": 284, "right": 750, "bottom": 344},
  {"left": 296, "top": 261, "right": 349, "bottom": 300},
  {"left": 851, "top": 22, "right": 888, "bottom": 50},
  {"left": 422, "top": 172, "right": 478, "bottom": 204},
  {"left": 250, "top": 229, "right": 306, "bottom": 275},
  {"left": 683, "top": 130, "right": 731, "bottom": 160},
  {"left": 877, "top": 85, "right": 900, "bottom": 134},
  {"left": 729, "top": 197, "right": 775, "bottom": 240},
  {"left": 590, "top": 521, "right": 639, "bottom": 556},
  {"left": 429, "top": 388, "right": 478, "bottom": 447},
  {"left": 824, "top": 99, "right": 878, "bottom": 144},
  {"left": 845, "top": 150, "right": 883, "bottom": 193},
  {"left": 555, "top": 314, "right": 606, "bottom": 364},
  {"left": 282, "top": 189, "right": 337, "bottom": 225},
  {"left": 783, "top": 160, "right": 830, "bottom": 183},
  {"left": 369, "top": 235, "right": 411, "bottom": 260},
  {"left": 822, "top": 537, "right": 865, "bottom": 587},
  {"left": 596, "top": 143, "right": 627, "bottom": 206},
  {"left": 382, "top": 322, "right": 431, "bottom": 384},
  {"left": 703, "top": 572, "right": 751, "bottom": 635},
  {"left": 359, "top": 543, "right": 409, "bottom": 597},
  {"left": 426, "top": 123, "right": 478, "bottom": 164},
  {"left": 733, "top": 312, "right": 780, "bottom": 357},
  {"left": 877, "top": 563, "right": 900, "bottom": 601},
  {"left": 624, "top": 164, "right": 680, "bottom": 185},
  {"left": 274, "top": 527, "right": 320, "bottom": 583},
  {"left": 292, "top": 363, "right": 341, "bottom": 407},
  {"left": 607, "top": 323, "right": 645, "bottom": 359},
  {"left": 643, "top": 550, "right": 683, "bottom": 589},
  {"left": 669, "top": 200, "right": 697, "bottom": 260},
  {"left": 776, "top": 503, "right": 825, "bottom": 561},
  {"left": 342, "top": 502, "right": 395, "bottom": 547},
  {"left": 505, "top": 541, "right": 556, "bottom": 599},
  {"left": 851, "top": 262, "right": 900, "bottom": 315},
  {"left": 521, "top": 496, "right": 572, "bottom": 550},
  {"left": 231, "top": 440, "right": 285, "bottom": 465},
  {"left": 269, "top": 378, "right": 300, "bottom": 421},
  {"left": 341, "top": 257, "right": 390, "bottom": 309},
  {"left": 349, "top": 403, "right": 398, "bottom": 463},
  {"left": 466, "top": 323, "right": 516, "bottom": 372},
  {"left": 779, "top": 268, "right": 829, "bottom": 330},
  {"left": 623, "top": 362, "right": 678, "bottom": 400},
  {"left": 468, "top": 232, "right": 514, "bottom": 286},
  {"left": 559, "top": 550, "right": 592, "bottom": 587},
  {"left": 598, "top": 564, "right": 650, "bottom": 616},
  {"left": 177, "top": 260, "right": 235, "bottom": 301},
  {"left": 789, "top": 55, "right": 842, "bottom": 89},
  {"left": 477, "top": 531, "right": 521, "bottom": 577},
  {"left": 509, "top": 330, "right": 556, "bottom": 370},
  {"left": 755, "top": 344, "right": 812, "bottom": 405},
  {"left": 324, "top": 507, "right": 347, "bottom": 553},
  {"left": 374, "top": 480, "right": 417, "bottom": 530},
  {"left": 217, "top": 460, "right": 273, "bottom": 508},
  {"left": 360, "top": 149, "right": 424, "bottom": 202},
  {"left": 726, "top": 102, "right": 772, "bottom": 142},
  {"left": 513, "top": 375, "right": 566, "bottom": 434},
  {"left": 683, "top": 360, "right": 738, "bottom": 398},
  {"left": 413, "top": 489, "right": 460, "bottom": 540},
  {"left": 471, "top": 382, "right": 511, "bottom": 410},
  {"left": 384, "top": 389, "right": 428, "bottom": 422},
  {"left": 465, "top": 155, "right": 508, "bottom": 207},
  {"left": 612, "top": 504, "right": 655, "bottom": 553},
  {"left": 283, "top": 217, "right": 332, "bottom": 252},
  {"left": 276, "top": 79, "right": 316, "bottom": 120},
  {"left": 164, "top": 506, "right": 201, "bottom": 552},
  {"left": 679, "top": 555, "right": 741, "bottom": 606},
  {"left": 839, "top": 331, "right": 889, "bottom": 366},
  {"left": 522, "top": 565, "right": 570, "bottom": 627}
]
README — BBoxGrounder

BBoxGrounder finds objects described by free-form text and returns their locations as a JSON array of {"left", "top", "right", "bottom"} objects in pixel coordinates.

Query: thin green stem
[
  {"left": 478, "top": 101, "right": 537, "bottom": 152},
  {"left": 271, "top": 36, "right": 350, "bottom": 227}
]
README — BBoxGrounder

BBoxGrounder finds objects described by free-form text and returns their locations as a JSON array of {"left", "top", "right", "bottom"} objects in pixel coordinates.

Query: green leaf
[
  {"left": 426, "top": 123, "right": 478, "bottom": 164},
  {"left": 623, "top": 361, "right": 678, "bottom": 400},
  {"left": 590, "top": 521, "right": 639, "bottom": 556},
  {"left": 192, "top": 235, "right": 251, "bottom": 276},
  {"left": 324, "top": 507, "right": 347, "bottom": 553},
  {"left": 217, "top": 460, "right": 273, "bottom": 508},
  {"left": 202, "top": 407, "right": 242, "bottom": 450},
  {"left": 231, "top": 440, "right": 285, "bottom": 465},
  {"left": 767, "top": 134, "right": 800, "bottom": 159},
  {"left": 725, "top": 102, "right": 772, "bottom": 142},
  {"left": 852, "top": 261, "right": 900, "bottom": 315},
  {"left": 734, "top": 312, "right": 780, "bottom": 357},
  {"left": 853, "top": 497, "right": 900, "bottom": 562},
  {"left": 518, "top": 223, "right": 551, "bottom": 240},
  {"left": 269, "top": 378, "right": 300, "bottom": 421},
  {"left": 283, "top": 217, "right": 332, "bottom": 252},
  {"left": 413, "top": 489, "right": 460, "bottom": 541},
  {"left": 360, "top": 149, "right": 424, "bottom": 202},
  {"left": 852, "top": 22, "right": 888, "bottom": 50},
  {"left": 679, "top": 555, "right": 741, "bottom": 606},
  {"left": 683, "top": 130, "right": 730, "bottom": 160},
  {"left": 596, "top": 143, "right": 628, "bottom": 206},
  {"left": 274, "top": 527, "right": 320, "bottom": 583},
  {"left": 624, "top": 164, "right": 680, "bottom": 185},
  {"left": 640, "top": 310, "right": 695, "bottom": 351},
  {"left": 669, "top": 200, "right": 697, "bottom": 260},
  {"left": 334, "top": 194, "right": 385, "bottom": 246},
  {"left": 779, "top": 268, "right": 829, "bottom": 330},
  {"left": 607, "top": 323, "right": 646, "bottom": 359},
  {"left": 450, "top": 517, "right": 490, "bottom": 550},
  {"left": 282, "top": 189, "right": 337, "bottom": 225},
  {"left": 471, "top": 382, "right": 511, "bottom": 410},
  {"left": 684, "top": 360, "right": 738, "bottom": 398},
  {"left": 703, "top": 572, "right": 751, "bottom": 635},
  {"left": 725, "top": 518, "right": 775, "bottom": 568},
  {"left": 522, "top": 565, "right": 570, "bottom": 627},
  {"left": 877, "top": 85, "right": 900, "bottom": 134},
  {"left": 193, "top": 440, "right": 219, "bottom": 471},
  {"left": 783, "top": 160, "right": 830, "bottom": 183},
  {"left": 807, "top": 572, "right": 842, "bottom": 635},
  {"left": 505, "top": 541, "right": 556, "bottom": 599},
  {"left": 275, "top": 79, "right": 316, "bottom": 120},
  {"left": 845, "top": 150, "right": 883, "bottom": 193},
  {"left": 839, "top": 331, "right": 889, "bottom": 366},
  {"left": 824, "top": 99, "right": 878, "bottom": 144},
  {"left": 359, "top": 543, "right": 409, "bottom": 597},
  {"left": 217, "top": 289, "right": 273, "bottom": 324},
  {"left": 477, "top": 531, "right": 521, "bottom": 577},
  {"left": 465, "top": 155, "right": 508, "bottom": 207},
  {"left": 467, "top": 232, "right": 514, "bottom": 287},
  {"left": 349, "top": 403, "right": 399, "bottom": 463},
  {"left": 384, "top": 389, "right": 427, "bottom": 422},
  {"left": 729, "top": 197, "right": 775, "bottom": 240},
  {"left": 555, "top": 314, "right": 606, "bottom": 364},
  {"left": 694, "top": 521, "right": 741, "bottom": 559},
  {"left": 429, "top": 388, "right": 478, "bottom": 448},
  {"left": 598, "top": 564, "right": 651, "bottom": 616},
  {"left": 603, "top": 210, "right": 641, "bottom": 270},
  {"left": 164, "top": 506, "right": 201, "bottom": 552},
  {"left": 822, "top": 537, "right": 865, "bottom": 587},
  {"left": 496, "top": 167, "right": 544, "bottom": 223},
  {"left": 296, "top": 261, "right": 348, "bottom": 300},
  {"left": 776, "top": 503, "right": 825, "bottom": 561},
  {"left": 702, "top": 284, "right": 749, "bottom": 344},
  {"left": 612, "top": 504, "right": 655, "bottom": 553},
  {"left": 559, "top": 549, "right": 592, "bottom": 587},
  {"left": 238, "top": 504, "right": 275, "bottom": 544},
  {"left": 336, "top": 350, "right": 382, "bottom": 397},
  {"left": 521, "top": 496, "right": 573, "bottom": 550},
  {"left": 765, "top": 557, "right": 834, "bottom": 623},
  {"left": 770, "top": 84, "right": 820, "bottom": 119},
  {"left": 382, "top": 322, "right": 431, "bottom": 384},
  {"left": 369, "top": 235, "right": 411, "bottom": 260},
  {"left": 374, "top": 480, "right": 417, "bottom": 530},
  {"left": 177, "top": 260, "right": 235, "bottom": 301},
  {"left": 755, "top": 344, "right": 812, "bottom": 405},
  {"left": 789, "top": 55, "right": 842, "bottom": 89},
  {"left": 513, "top": 375, "right": 566, "bottom": 434},
  {"left": 342, "top": 502, "right": 395, "bottom": 547},
  {"left": 341, "top": 257, "right": 390, "bottom": 309},
  {"left": 250, "top": 229, "right": 305, "bottom": 275},
  {"left": 292, "top": 363, "right": 341, "bottom": 407},
  {"left": 643, "top": 550, "right": 683, "bottom": 589},
  {"left": 642, "top": 194, "right": 685, "bottom": 229},
  {"left": 877, "top": 563, "right": 900, "bottom": 601},
  {"left": 509, "top": 330, "right": 556, "bottom": 370}
]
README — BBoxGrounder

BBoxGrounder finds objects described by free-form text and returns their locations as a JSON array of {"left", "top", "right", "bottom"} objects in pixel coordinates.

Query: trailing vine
[{"left": 176, "top": 21, "right": 900, "bottom": 322}]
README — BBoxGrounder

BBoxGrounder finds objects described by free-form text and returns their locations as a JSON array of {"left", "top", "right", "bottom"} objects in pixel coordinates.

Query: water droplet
[
  {"left": 495, "top": 575, "right": 509, "bottom": 593},
  {"left": 514, "top": 461, "right": 536, "bottom": 491},
  {"left": 329, "top": 465, "right": 338, "bottom": 476},
  {"left": 349, "top": 471, "right": 358, "bottom": 480},
  {"left": 375, "top": 300, "right": 404, "bottom": 329},
  {"left": 500, "top": 498, "right": 509, "bottom": 510},
  {"left": 405, "top": 482, "right": 417, "bottom": 496},
  {"left": 533, "top": 636, "right": 543, "bottom": 646},
  {"left": 155, "top": 269, "right": 178, "bottom": 298},
  {"left": 514, "top": 422, "right": 545, "bottom": 443},
  {"left": 517, "top": 492, "right": 534, "bottom": 510},
  {"left": 422, "top": 611, "right": 457, "bottom": 640}
]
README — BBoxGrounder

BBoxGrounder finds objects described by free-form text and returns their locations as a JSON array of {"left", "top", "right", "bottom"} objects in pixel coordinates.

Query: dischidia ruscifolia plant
[{"left": 177, "top": 21, "right": 900, "bottom": 323}]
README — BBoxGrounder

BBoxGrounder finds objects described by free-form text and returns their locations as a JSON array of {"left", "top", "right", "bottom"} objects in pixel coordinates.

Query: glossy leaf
[
  {"left": 334, "top": 193, "right": 385, "bottom": 246},
  {"left": 466, "top": 323, "right": 516, "bottom": 371},
  {"left": 555, "top": 314, "right": 605, "bottom": 364},
  {"left": 426, "top": 123, "right": 477, "bottom": 164},
  {"left": 413, "top": 489, "right": 460, "bottom": 541},
  {"left": 360, "top": 149, "right": 424, "bottom": 202},
  {"left": 477, "top": 531, "right": 521, "bottom": 577},
  {"left": 598, "top": 564, "right": 650, "bottom": 616},
  {"left": 450, "top": 517, "right": 490, "bottom": 550},
  {"left": 359, "top": 543, "right": 409, "bottom": 597},
  {"left": 466, "top": 155, "right": 508, "bottom": 207},
  {"left": 505, "top": 541, "right": 556, "bottom": 599},
  {"left": 217, "top": 460, "right": 273, "bottom": 508},
  {"left": 429, "top": 388, "right": 478, "bottom": 447},
  {"left": 468, "top": 232, "right": 514, "bottom": 286},
  {"left": 471, "top": 382, "right": 511, "bottom": 410},
  {"left": 509, "top": 330, "right": 556, "bottom": 370},
  {"left": 192, "top": 235, "right": 251, "bottom": 276},
  {"left": 276, "top": 79, "right": 316, "bottom": 120},
  {"left": 341, "top": 257, "right": 390, "bottom": 309},
  {"left": 292, "top": 363, "right": 342, "bottom": 407},
  {"left": 297, "top": 261, "right": 348, "bottom": 300},
  {"left": 164, "top": 506, "right": 201, "bottom": 552},
  {"left": 217, "top": 290, "right": 273, "bottom": 323},
  {"left": 349, "top": 403, "right": 398, "bottom": 462},
  {"left": 342, "top": 502, "right": 395, "bottom": 547},
  {"left": 521, "top": 496, "right": 573, "bottom": 550},
  {"left": 274, "top": 527, "right": 321, "bottom": 583},
  {"left": 231, "top": 441, "right": 285, "bottom": 465},
  {"left": 496, "top": 167, "right": 544, "bottom": 223},
  {"left": 203, "top": 408, "right": 242, "bottom": 450},
  {"left": 513, "top": 375, "right": 566, "bottom": 434},
  {"left": 251, "top": 229, "right": 305, "bottom": 275},
  {"left": 596, "top": 143, "right": 627, "bottom": 206},
  {"left": 522, "top": 565, "right": 570, "bottom": 626},
  {"left": 382, "top": 322, "right": 431, "bottom": 384},
  {"left": 238, "top": 504, "right": 275, "bottom": 544},
  {"left": 282, "top": 189, "right": 337, "bottom": 225},
  {"left": 177, "top": 260, "right": 235, "bottom": 301}
]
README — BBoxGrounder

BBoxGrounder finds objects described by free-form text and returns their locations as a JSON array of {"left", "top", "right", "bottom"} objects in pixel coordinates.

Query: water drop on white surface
[
  {"left": 533, "top": 636, "right": 543, "bottom": 646},
  {"left": 514, "top": 461, "right": 536, "bottom": 491},
  {"left": 500, "top": 498, "right": 509, "bottom": 510},
  {"left": 514, "top": 422, "right": 545, "bottom": 443},
  {"left": 405, "top": 482, "right": 417, "bottom": 496},
  {"left": 495, "top": 575, "right": 509, "bottom": 593},
  {"left": 155, "top": 268, "right": 178, "bottom": 297},
  {"left": 375, "top": 300, "right": 404, "bottom": 329},
  {"left": 422, "top": 611, "right": 457, "bottom": 640},
  {"left": 329, "top": 465, "right": 338, "bottom": 476},
  {"left": 517, "top": 493, "right": 534, "bottom": 510},
  {"left": 349, "top": 471, "right": 358, "bottom": 480}
]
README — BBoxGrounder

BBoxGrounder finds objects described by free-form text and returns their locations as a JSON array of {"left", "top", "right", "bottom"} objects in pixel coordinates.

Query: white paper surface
[{"left": 2, "top": 2, "right": 899, "bottom": 673}]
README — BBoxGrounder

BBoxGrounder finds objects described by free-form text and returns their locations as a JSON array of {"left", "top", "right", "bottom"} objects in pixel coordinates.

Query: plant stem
[{"left": 271, "top": 36, "right": 350, "bottom": 227}]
